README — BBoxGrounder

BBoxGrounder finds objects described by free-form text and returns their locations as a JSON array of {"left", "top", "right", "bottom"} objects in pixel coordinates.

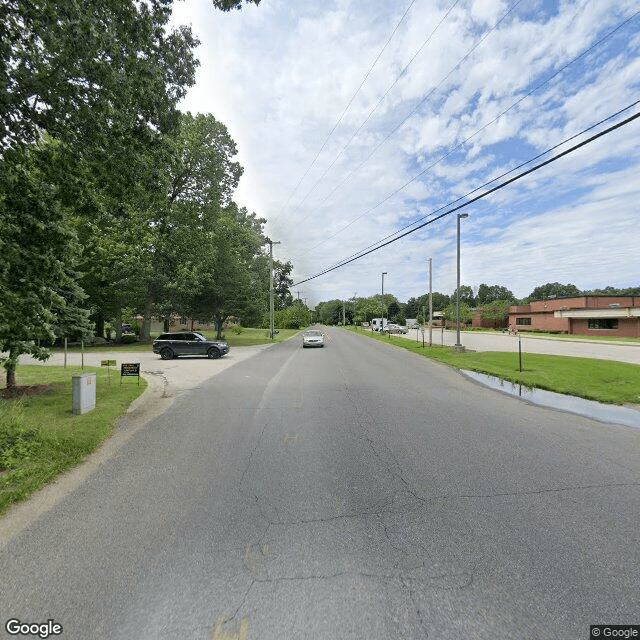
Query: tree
[
  {"left": 212, "top": 0, "right": 261, "bottom": 10},
  {"left": 0, "top": 141, "right": 91, "bottom": 388},
  {"left": 406, "top": 292, "right": 450, "bottom": 317},
  {"left": 275, "top": 302, "right": 311, "bottom": 330},
  {"left": 316, "top": 300, "right": 343, "bottom": 325},
  {"left": 478, "top": 300, "right": 512, "bottom": 327},
  {"left": 1, "top": 0, "right": 198, "bottom": 152},
  {"left": 452, "top": 285, "right": 476, "bottom": 306},
  {"left": 477, "top": 283, "right": 515, "bottom": 305},
  {"left": 443, "top": 302, "right": 474, "bottom": 326},
  {"left": 387, "top": 301, "right": 402, "bottom": 322},
  {"left": 526, "top": 282, "right": 582, "bottom": 301},
  {"left": 273, "top": 261, "right": 294, "bottom": 310},
  {"left": 132, "top": 112, "right": 245, "bottom": 339}
]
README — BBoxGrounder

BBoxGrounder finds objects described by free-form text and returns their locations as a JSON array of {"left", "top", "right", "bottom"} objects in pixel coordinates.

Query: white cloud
[{"left": 170, "top": 0, "right": 640, "bottom": 307}]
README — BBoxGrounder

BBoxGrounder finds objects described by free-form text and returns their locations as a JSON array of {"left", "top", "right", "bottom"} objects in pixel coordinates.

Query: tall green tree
[
  {"left": 526, "top": 282, "right": 582, "bottom": 301},
  {"left": 0, "top": 142, "right": 91, "bottom": 387},
  {"left": 1, "top": 0, "right": 198, "bottom": 152},
  {"left": 406, "top": 292, "right": 450, "bottom": 316},
  {"left": 477, "top": 283, "right": 515, "bottom": 305}
]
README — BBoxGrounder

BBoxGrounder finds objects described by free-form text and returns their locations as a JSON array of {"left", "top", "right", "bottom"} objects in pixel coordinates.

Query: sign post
[{"left": 101, "top": 360, "right": 117, "bottom": 384}]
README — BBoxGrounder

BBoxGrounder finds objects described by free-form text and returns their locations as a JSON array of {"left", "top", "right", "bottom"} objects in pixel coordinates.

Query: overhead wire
[
  {"left": 287, "top": 0, "right": 462, "bottom": 220},
  {"left": 292, "top": 103, "right": 640, "bottom": 286},
  {"left": 302, "top": 0, "right": 526, "bottom": 218},
  {"left": 271, "top": 0, "right": 417, "bottom": 225},
  {"left": 293, "top": 8, "right": 640, "bottom": 260}
]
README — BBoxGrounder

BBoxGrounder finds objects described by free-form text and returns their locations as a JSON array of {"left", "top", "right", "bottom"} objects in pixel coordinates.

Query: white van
[{"left": 371, "top": 318, "right": 387, "bottom": 332}]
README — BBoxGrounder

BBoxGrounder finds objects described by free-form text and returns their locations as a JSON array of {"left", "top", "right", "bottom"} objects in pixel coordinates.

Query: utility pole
[
  {"left": 455, "top": 214, "right": 468, "bottom": 350},
  {"left": 267, "top": 240, "right": 281, "bottom": 340},
  {"left": 381, "top": 272, "right": 387, "bottom": 334},
  {"left": 428, "top": 257, "right": 433, "bottom": 347}
]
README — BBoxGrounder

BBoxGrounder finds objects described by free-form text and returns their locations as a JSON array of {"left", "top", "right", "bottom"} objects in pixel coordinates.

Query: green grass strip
[
  {"left": 346, "top": 327, "right": 640, "bottom": 406},
  {"left": 0, "top": 365, "right": 147, "bottom": 515}
]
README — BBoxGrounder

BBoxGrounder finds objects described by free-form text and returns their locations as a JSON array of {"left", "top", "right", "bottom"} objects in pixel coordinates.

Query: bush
[{"left": 120, "top": 333, "right": 138, "bottom": 344}]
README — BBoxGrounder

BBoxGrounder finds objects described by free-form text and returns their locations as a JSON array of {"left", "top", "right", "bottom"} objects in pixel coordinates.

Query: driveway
[{"left": 17, "top": 345, "right": 272, "bottom": 427}]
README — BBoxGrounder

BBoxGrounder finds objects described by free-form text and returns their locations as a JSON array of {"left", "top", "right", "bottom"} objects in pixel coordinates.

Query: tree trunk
[
  {"left": 95, "top": 312, "right": 105, "bottom": 339},
  {"left": 141, "top": 294, "right": 153, "bottom": 342},
  {"left": 6, "top": 361, "right": 17, "bottom": 389},
  {"left": 115, "top": 302, "right": 123, "bottom": 343},
  {"left": 5, "top": 347, "right": 17, "bottom": 388}
]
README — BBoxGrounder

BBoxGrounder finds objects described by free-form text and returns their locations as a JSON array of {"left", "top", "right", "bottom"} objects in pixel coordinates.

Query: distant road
[{"left": 380, "top": 327, "right": 640, "bottom": 365}]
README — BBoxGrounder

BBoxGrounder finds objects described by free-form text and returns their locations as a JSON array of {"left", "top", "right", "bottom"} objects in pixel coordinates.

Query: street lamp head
[
  {"left": 382, "top": 271, "right": 387, "bottom": 275},
  {"left": 458, "top": 213, "right": 469, "bottom": 220}
]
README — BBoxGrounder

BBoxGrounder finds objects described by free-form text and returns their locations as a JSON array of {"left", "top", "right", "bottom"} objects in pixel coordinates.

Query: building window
[
  {"left": 516, "top": 317, "right": 531, "bottom": 325},
  {"left": 180, "top": 317, "right": 188, "bottom": 325},
  {"left": 588, "top": 318, "right": 618, "bottom": 330}
]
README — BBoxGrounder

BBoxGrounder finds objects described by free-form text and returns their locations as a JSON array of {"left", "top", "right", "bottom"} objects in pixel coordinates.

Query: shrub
[{"left": 120, "top": 334, "right": 138, "bottom": 344}]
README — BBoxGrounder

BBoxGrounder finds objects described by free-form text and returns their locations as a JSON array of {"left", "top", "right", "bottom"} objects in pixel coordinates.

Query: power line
[
  {"left": 272, "top": 1, "right": 417, "bottom": 225},
  {"left": 287, "top": 0, "right": 462, "bottom": 220},
  {"left": 294, "top": 8, "right": 639, "bottom": 260},
  {"left": 304, "top": 0, "right": 526, "bottom": 215},
  {"left": 293, "top": 104, "right": 640, "bottom": 286}
]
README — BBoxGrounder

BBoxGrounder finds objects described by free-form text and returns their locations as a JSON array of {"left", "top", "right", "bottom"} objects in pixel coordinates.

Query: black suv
[{"left": 152, "top": 332, "right": 230, "bottom": 360}]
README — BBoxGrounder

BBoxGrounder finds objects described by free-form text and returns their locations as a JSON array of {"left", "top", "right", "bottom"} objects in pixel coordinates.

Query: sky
[{"left": 169, "top": 0, "right": 640, "bottom": 307}]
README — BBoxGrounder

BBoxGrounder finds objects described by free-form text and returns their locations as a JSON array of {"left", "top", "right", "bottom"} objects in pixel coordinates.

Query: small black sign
[
  {"left": 120, "top": 363, "right": 141, "bottom": 385},
  {"left": 121, "top": 363, "right": 140, "bottom": 376}
]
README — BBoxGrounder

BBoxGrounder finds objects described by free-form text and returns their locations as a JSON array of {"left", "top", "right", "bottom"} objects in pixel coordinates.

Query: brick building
[{"left": 508, "top": 296, "right": 640, "bottom": 338}]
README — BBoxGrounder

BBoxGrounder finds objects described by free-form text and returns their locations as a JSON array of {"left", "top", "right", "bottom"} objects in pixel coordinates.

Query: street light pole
[
  {"left": 455, "top": 214, "right": 469, "bottom": 350},
  {"left": 381, "top": 272, "right": 387, "bottom": 333},
  {"left": 428, "top": 257, "right": 433, "bottom": 347},
  {"left": 268, "top": 240, "right": 281, "bottom": 340}
]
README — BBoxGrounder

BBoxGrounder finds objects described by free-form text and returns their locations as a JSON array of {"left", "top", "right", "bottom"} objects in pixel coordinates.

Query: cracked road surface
[{"left": 1, "top": 328, "right": 639, "bottom": 638}]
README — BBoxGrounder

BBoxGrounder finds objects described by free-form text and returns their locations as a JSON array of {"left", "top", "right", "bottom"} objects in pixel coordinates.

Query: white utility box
[{"left": 72, "top": 372, "right": 96, "bottom": 415}]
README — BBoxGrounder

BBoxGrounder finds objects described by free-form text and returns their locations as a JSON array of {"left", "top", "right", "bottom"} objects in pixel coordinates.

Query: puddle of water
[{"left": 462, "top": 370, "right": 640, "bottom": 429}]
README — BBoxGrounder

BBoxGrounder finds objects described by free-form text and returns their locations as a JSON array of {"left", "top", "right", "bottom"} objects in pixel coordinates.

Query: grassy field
[
  {"left": 346, "top": 327, "right": 640, "bottom": 406},
  {"left": 0, "top": 365, "right": 147, "bottom": 516}
]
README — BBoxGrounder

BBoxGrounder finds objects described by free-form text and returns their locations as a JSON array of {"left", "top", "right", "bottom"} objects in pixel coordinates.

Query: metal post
[
  {"left": 381, "top": 272, "right": 387, "bottom": 334},
  {"left": 455, "top": 214, "right": 468, "bottom": 350},
  {"left": 428, "top": 257, "right": 433, "bottom": 347},
  {"left": 519, "top": 335, "right": 522, "bottom": 372}
]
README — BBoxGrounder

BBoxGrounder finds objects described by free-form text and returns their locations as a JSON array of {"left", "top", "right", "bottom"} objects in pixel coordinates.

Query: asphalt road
[{"left": 1, "top": 329, "right": 639, "bottom": 639}]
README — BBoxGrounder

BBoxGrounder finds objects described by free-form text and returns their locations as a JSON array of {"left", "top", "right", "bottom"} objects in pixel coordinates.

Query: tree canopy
[{"left": 526, "top": 282, "right": 582, "bottom": 302}]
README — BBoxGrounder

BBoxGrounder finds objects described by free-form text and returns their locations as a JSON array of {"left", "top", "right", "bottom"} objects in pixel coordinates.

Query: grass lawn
[
  {"left": 0, "top": 365, "right": 147, "bottom": 516},
  {"left": 346, "top": 327, "right": 640, "bottom": 406}
]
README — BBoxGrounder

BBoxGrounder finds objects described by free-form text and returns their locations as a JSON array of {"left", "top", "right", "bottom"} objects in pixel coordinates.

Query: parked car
[
  {"left": 152, "top": 332, "right": 230, "bottom": 360},
  {"left": 302, "top": 329, "right": 324, "bottom": 348},
  {"left": 385, "top": 324, "right": 408, "bottom": 334}
]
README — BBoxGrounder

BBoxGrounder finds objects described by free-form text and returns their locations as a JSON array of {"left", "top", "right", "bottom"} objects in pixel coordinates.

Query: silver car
[{"left": 302, "top": 329, "right": 324, "bottom": 348}]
